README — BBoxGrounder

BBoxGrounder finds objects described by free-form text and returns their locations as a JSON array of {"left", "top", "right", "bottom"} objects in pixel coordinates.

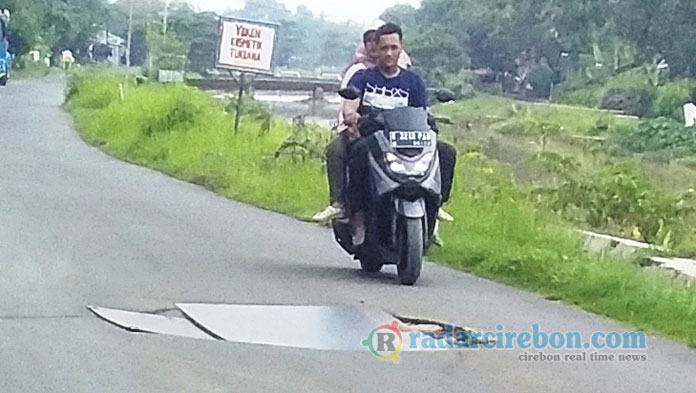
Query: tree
[
  {"left": 0, "top": 0, "right": 108, "bottom": 58},
  {"left": 167, "top": 4, "right": 218, "bottom": 74},
  {"left": 48, "top": 0, "right": 108, "bottom": 57},
  {"left": 146, "top": 23, "right": 187, "bottom": 72},
  {"left": 0, "top": 0, "right": 51, "bottom": 55},
  {"left": 229, "top": 0, "right": 291, "bottom": 23},
  {"left": 380, "top": 4, "right": 418, "bottom": 29}
]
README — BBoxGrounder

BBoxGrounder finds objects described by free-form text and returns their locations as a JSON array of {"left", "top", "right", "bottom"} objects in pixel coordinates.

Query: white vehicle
[
  {"left": 319, "top": 72, "right": 342, "bottom": 81},
  {"left": 279, "top": 70, "right": 302, "bottom": 79}
]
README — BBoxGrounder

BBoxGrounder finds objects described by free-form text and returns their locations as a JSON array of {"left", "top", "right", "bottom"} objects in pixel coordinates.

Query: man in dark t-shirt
[
  {"left": 343, "top": 23, "right": 457, "bottom": 246},
  {"left": 346, "top": 66, "right": 428, "bottom": 115}
]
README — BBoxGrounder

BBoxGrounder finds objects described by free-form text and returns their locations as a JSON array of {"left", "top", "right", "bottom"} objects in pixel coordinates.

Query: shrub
[
  {"left": 142, "top": 93, "right": 206, "bottom": 136},
  {"left": 65, "top": 75, "right": 125, "bottom": 110},
  {"left": 654, "top": 79, "right": 694, "bottom": 120},
  {"left": 600, "top": 86, "right": 655, "bottom": 117},
  {"left": 528, "top": 63, "right": 554, "bottom": 99},
  {"left": 613, "top": 117, "right": 696, "bottom": 157},
  {"left": 275, "top": 116, "right": 332, "bottom": 163},
  {"left": 532, "top": 160, "right": 695, "bottom": 247}
]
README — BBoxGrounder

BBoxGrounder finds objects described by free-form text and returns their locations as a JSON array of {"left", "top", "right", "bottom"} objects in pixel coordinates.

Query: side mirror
[{"left": 338, "top": 86, "right": 361, "bottom": 100}]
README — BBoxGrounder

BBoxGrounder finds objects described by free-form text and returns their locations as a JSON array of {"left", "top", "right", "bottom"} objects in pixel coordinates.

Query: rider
[
  {"left": 343, "top": 22, "right": 457, "bottom": 246},
  {"left": 313, "top": 25, "right": 453, "bottom": 227},
  {"left": 311, "top": 28, "right": 380, "bottom": 222}
]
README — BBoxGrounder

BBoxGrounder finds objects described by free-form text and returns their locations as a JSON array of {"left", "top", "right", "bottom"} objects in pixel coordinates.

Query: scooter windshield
[{"left": 382, "top": 107, "right": 430, "bottom": 132}]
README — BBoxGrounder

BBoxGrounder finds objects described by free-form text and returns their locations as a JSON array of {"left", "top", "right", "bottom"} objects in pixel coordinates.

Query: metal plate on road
[
  {"left": 87, "top": 306, "right": 216, "bottom": 341},
  {"left": 88, "top": 304, "right": 485, "bottom": 352},
  {"left": 176, "top": 304, "right": 395, "bottom": 351}
]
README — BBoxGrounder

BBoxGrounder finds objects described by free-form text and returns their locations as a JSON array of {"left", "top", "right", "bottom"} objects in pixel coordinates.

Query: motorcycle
[
  {"left": 0, "top": 14, "right": 8, "bottom": 87},
  {"left": 332, "top": 87, "right": 442, "bottom": 285}
]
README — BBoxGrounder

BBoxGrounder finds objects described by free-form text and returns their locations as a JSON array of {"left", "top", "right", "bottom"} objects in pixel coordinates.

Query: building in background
[{"left": 90, "top": 31, "right": 127, "bottom": 66}]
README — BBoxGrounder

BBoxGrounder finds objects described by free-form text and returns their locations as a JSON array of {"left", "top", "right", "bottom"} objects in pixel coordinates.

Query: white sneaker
[
  {"left": 438, "top": 208, "right": 454, "bottom": 222},
  {"left": 312, "top": 203, "right": 344, "bottom": 222},
  {"left": 432, "top": 219, "right": 444, "bottom": 247}
]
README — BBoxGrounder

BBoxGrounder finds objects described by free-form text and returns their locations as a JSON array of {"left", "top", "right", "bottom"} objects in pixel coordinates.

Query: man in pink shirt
[{"left": 312, "top": 29, "right": 380, "bottom": 222}]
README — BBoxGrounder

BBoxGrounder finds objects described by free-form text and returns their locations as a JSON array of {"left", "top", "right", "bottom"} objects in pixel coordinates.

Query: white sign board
[{"left": 215, "top": 17, "right": 277, "bottom": 74}]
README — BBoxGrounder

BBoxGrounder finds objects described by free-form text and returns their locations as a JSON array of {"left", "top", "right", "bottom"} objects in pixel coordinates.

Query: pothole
[{"left": 87, "top": 304, "right": 490, "bottom": 352}]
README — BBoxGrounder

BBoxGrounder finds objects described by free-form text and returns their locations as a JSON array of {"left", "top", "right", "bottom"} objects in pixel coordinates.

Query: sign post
[{"left": 215, "top": 16, "right": 278, "bottom": 134}]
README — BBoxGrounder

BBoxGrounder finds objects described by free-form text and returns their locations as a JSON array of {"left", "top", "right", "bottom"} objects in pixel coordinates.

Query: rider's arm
[
  {"left": 409, "top": 72, "right": 429, "bottom": 108},
  {"left": 339, "top": 64, "right": 366, "bottom": 137},
  {"left": 409, "top": 72, "right": 440, "bottom": 133},
  {"left": 342, "top": 69, "right": 368, "bottom": 129},
  {"left": 343, "top": 99, "right": 361, "bottom": 128}
]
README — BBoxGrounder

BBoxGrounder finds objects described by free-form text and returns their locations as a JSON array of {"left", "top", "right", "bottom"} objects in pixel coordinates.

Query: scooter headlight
[
  {"left": 385, "top": 152, "right": 399, "bottom": 163},
  {"left": 413, "top": 153, "right": 434, "bottom": 174},
  {"left": 389, "top": 161, "right": 407, "bottom": 174},
  {"left": 386, "top": 152, "right": 406, "bottom": 173}
]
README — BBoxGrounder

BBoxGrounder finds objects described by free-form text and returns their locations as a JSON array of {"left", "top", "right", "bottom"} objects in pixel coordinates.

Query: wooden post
[
  {"left": 233, "top": 72, "right": 245, "bottom": 134},
  {"left": 229, "top": 71, "right": 259, "bottom": 134}
]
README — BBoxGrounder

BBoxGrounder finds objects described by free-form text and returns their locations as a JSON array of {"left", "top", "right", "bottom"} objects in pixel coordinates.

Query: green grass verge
[
  {"left": 66, "top": 72, "right": 696, "bottom": 346},
  {"left": 435, "top": 94, "right": 696, "bottom": 255},
  {"left": 11, "top": 64, "right": 62, "bottom": 80},
  {"left": 436, "top": 93, "right": 637, "bottom": 135}
]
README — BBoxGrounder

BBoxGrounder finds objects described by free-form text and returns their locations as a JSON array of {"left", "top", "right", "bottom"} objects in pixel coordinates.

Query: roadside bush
[
  {"left": 65, "top": 74, "right": 125, "bottom": 110},
  {"left": 600, "top": 86, "right": 655, "bottom": 117},
  {"left": 556, "top": 67, "right": 670, "bottom": 117},
  {"left": 612, "top": 117, "right": 696, "bottom": 157},
  {"left": 65, "top": 65, "right": 126, "bottom": 105},
  {"left": 498, "top": 116, "right": 562, "bottom": 142},
  {"left": 225, "top": 96, "right": 274, "bottom": 135},
  {"left": 275, "top": 116, "right": 332, "bottom": 163},
  {"left": 528, "top": 63, "right": 554, "bottom": 99},
  {"left": 141, "top": 90, "right": 208, "bottom": 137},
  {"left": 552, "top": 72, "right": 605, "bottom": 107},
  {"left": 531, "top": 157, "right": 696, "bottom": 247},
  {"left": 653, "top": 79, "right": 694, "bottom": 120}
]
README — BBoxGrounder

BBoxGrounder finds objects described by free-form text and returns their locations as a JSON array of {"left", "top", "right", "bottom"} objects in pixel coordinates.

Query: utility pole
[
  {"left": 126, "top": 0, "right": 133, "bottom": 67},
  {"left": 163, "top": 0, "right": 169, "bottom": 34}
]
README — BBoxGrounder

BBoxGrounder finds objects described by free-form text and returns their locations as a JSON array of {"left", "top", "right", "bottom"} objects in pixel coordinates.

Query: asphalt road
[{"left": 1, "top": 77, "right": 695, "bottom": 392}]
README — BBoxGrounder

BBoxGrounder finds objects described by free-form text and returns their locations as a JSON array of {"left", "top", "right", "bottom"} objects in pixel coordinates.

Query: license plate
[{"left": 389, "top": 131, "right": 432, "bottom": 148}]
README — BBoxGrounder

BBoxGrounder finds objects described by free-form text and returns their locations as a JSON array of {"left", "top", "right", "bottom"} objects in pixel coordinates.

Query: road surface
[{"left": 0, "top": 77, "right": 695, "bottom": 392}]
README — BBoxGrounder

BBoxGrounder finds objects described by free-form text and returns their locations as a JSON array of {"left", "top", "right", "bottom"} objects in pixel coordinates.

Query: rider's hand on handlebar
[
  {"left": 344, "top": 111, "right": 361, "bottom": 128},
  {"left": 344, "top": 125, "right": 361, "bottom": 142}
]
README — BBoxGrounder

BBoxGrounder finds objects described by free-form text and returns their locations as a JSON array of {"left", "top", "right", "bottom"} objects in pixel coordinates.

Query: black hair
[
  {"left": 376, "top": 23, "right": 403, "bottom": 42},
  {"left": 363, "top": 29, "right": 377, "bottom": 44}
]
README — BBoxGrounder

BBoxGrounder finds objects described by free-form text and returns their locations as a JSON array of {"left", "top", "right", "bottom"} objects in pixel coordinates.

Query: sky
[{"left": 184, "top": 0, "right": 421, "bottom": 24}]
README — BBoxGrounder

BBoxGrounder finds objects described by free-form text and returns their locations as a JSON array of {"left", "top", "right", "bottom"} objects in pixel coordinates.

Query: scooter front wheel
[{"left": 398, "top": 217, "right": 424, "bottom": 285}]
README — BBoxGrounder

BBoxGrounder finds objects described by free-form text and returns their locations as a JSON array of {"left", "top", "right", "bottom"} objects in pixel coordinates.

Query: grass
[
  {"left": 435, "top": 94, "right": 696, "bottom": 192},
  {"left": 69, "top": 80, "right": 329, "bottom": 219},
  {"left": 66, "top": 71, "right": 696, "bottom": 346},
  {"left": 435, "top": 94, "right": 696, "bottom": 251},
  {"left": 436, "top": 93, "right": 637, "bottom": 135},
  {"left": 12, "top": 64, "right": 62, "bottom": 80}
]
